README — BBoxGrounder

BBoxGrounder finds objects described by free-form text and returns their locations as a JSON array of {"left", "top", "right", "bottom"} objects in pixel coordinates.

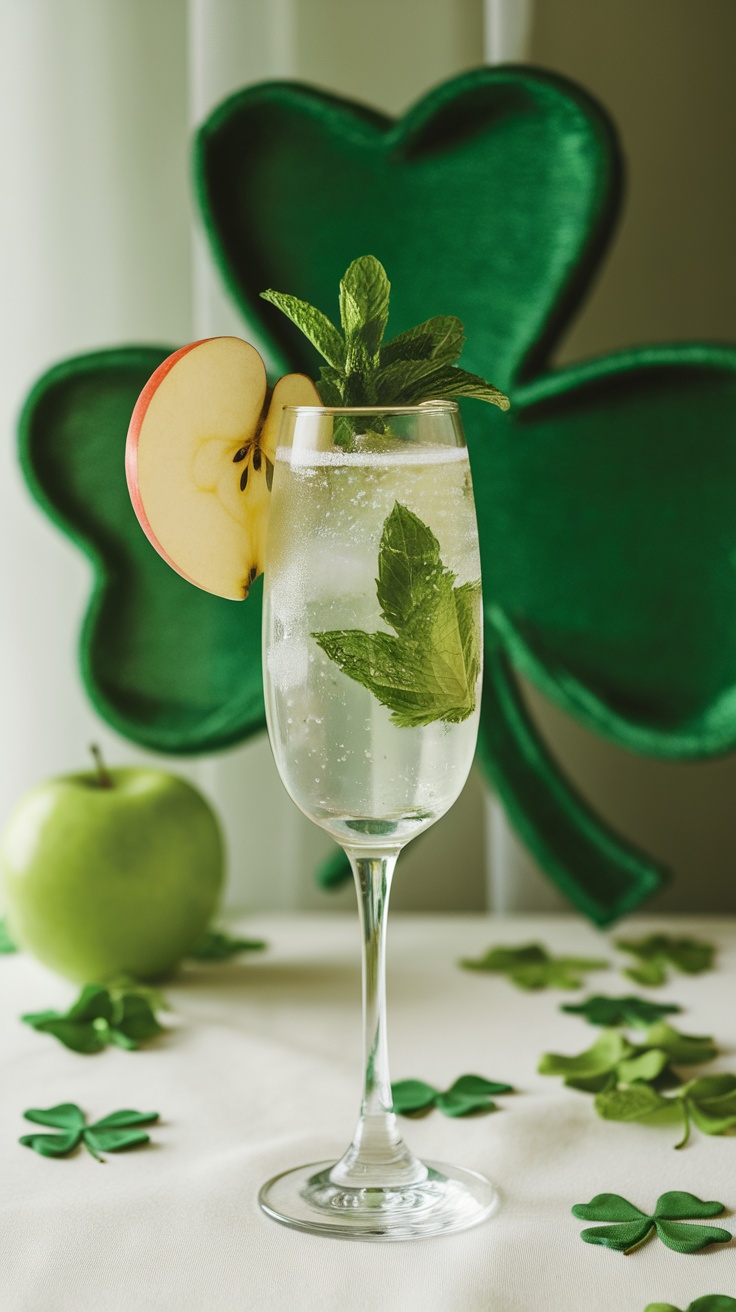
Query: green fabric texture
[
  {"left": 18, "top": 350, "right": 265, "bottom": 754},
  {"left": 18, "top": 66, "right": 736, "bottom": 921}
]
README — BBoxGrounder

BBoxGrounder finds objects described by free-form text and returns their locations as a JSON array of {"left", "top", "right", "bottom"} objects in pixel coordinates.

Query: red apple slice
[{"left": 125, "top": 336, "right": 320, "bottom": 600}]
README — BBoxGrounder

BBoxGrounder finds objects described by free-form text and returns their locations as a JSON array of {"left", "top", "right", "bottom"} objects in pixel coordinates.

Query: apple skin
[{"left": 0, "top": 767, "right": 224, "bottom": 982}]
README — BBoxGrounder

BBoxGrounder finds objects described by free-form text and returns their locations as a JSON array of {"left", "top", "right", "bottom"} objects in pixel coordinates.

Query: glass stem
[{"left": 328, "top": 851, "right": 428, "bottom": 1189}]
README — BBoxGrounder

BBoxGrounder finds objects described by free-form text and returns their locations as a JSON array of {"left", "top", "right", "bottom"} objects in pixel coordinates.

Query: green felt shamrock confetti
[
  {"left": 596, "top": 1074, "right": 736, "bottom": 1149},
  {"left": 19, "top": 1103, "right": 158, "bottom": 1161},
  {"left": 187, "top": 930, "right": 267, "bottom": 961},
  {"left": 0, "top": 918, "right": 17, "bottom": 953},
  {"left": 644, "top": 1299, "right": 736, "bottom": 1312},
  {"left": 539, "top": 1024, "right": 717, "bottom": 1094},
  {"left": 616, "top": 934, "right": 715, "bottom": 987},
  {"left": 460, "top": 943, "right": 608, "bottom": 990},
  {"left": 561, "top": 995, "right": 681, "bottom": 1028},
  {"left": 391, "top": 1075, "right": 513, "bottom": 1117},
  {"left": 572, "top": 1191, "right": 731, "bottom": 1254},
  {"left": 22, "top": 983, "right": 165, "bottom": 1053}
]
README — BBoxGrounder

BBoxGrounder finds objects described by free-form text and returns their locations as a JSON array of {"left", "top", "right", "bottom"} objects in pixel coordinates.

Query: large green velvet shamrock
[{"left": 19, "top": 67, "right": 736, "bottom": 922}]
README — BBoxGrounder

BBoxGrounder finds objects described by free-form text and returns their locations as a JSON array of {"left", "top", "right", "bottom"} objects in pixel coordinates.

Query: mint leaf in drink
[
  {"left": 313, "top": 503, "right": 481, "bottom": 728},
  {"left": 260, "top": 255, "right": 509, "bottom": 422}
]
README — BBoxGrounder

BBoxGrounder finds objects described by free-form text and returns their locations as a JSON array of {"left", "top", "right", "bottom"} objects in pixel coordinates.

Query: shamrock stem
[
  {"left": 83, "top": 1137, "right": 105, "bottom": 1163},
  {"left": 674, "top": 1098, "right": 691, "bottom": 1149}
]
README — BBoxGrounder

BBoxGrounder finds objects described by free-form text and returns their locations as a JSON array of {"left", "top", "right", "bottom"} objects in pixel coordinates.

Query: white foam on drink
[{"left": 276, "top": 445, "right": 469, "bottom": 469}]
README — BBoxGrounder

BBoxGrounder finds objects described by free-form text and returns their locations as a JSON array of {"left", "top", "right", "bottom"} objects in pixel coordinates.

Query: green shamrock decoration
[
  {"left": 561, "top": 995, "right": 681, "bottom": 1028},
  {"left": 572, "top": 1191, "right": 730, "bottom": 1254},
  {"left": 22, "top": 982, "right": 165, "bottom": 1053},
  {"left": 391, "top": 1074, "right": 513, "bottom": 1117},
  {"left": 597, "top": 1074, "right": 736, "bottom": 1149},
  {"left": 616, "top": 935, "right": 715, "bottom": 986},
  {"left": 539, "top": 1024, "right": 717, "bottom": 1094},
  {"left": 20, "top": 1103, "right": 158, "bottom": 1161},
  {"left": 645, "top": 1299, "right": 736, "bottom": 1312},
  {"left": 0, "top": 918, "right": 17, "bottom": 953},
  {"left": 460, "top": 942, "right": 608, "bottom": 990},
  {"left": 18, "top": 67, "right": 736, "bottom": 922},
  {"left": 187, "top": 929, "right": 267, "bottom": 961}
]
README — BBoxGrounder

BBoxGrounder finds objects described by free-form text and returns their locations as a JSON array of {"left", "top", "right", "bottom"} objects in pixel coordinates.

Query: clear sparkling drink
[{"left": 263, "top": 442, "right": 482, "bottom": 848}]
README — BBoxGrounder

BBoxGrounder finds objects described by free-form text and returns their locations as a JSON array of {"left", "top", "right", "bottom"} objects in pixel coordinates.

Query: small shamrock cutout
[
  {"left": 22, "top": 983, "right": 165, "bottom": 1053},
  {"left": 572, "top": 1191, "right": 730, "bottom": 1254},
  {"left": 597, "top": 1073, "right": 736, "bottom": 1149},
  {"left": 561, "top": 994, "right": 681, "bottom": 1028},
  {"left": 616, "top": 934, "right": 715, "bottom": 986},
  {"left": 644, "top": 1298, "right": 736, "bottom": 1312},
  {"left": 460, "top": 943, "right": 608, "bottom": 990},
  {"left": 391, "top": 1075, "right": 513, "bottom": 1117},
  {"left": 20, "top": 1103, "right": 158, "bottom": 1161},
  {"left": 0, "top": 918, "right": 17, "bottom": 953},
  {"left": 539, "top": 1024, "right": 718, "bottom": 1094},
  {"left": 187, "top": 930, "right": 266, "bottom": 961}
]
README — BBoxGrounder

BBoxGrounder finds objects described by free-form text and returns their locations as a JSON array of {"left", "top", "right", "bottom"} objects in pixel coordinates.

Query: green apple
[{"left": 0, "top": 755, "right": 224, "bottom": 982}]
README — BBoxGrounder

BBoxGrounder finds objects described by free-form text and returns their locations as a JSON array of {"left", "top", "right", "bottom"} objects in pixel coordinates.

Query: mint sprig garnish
[
  {"left": 572, "top": 1191, "right": 730, "bottom": 1255},
  {"left": 313, "top": 502, "right": 481, "bottom": 728},
  {"left": 261, "top": 255, "right": 509, "bottom": 424},
  {"left": 20, "top": 1103, "right": 158, "bottom": 1161}
]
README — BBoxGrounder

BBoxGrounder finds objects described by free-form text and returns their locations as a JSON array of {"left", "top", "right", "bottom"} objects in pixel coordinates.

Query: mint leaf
[
  {"left": 313, "top": 502, "right": 481, "bottom": 728},
  {"left": 259, "top": 290, "right": 345, "bottom": 369},
  {"left": 340, "top": 255, "right": 390, "bottom": 376},
  {"left": 380, "top": 315, "right": 464, "bottom": 369},
  {"left": 375, "top": 501, "right": 445, "bottom": 636}
]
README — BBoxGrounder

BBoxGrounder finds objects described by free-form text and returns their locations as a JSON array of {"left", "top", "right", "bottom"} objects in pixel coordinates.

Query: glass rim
[{"left": 282, "top": 400, "right": 459, "bottom": 416}]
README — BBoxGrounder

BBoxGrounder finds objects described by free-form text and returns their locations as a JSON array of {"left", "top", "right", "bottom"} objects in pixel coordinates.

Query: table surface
[{"left": 2, "top": 913, "right": 735, "bottom": 1312}]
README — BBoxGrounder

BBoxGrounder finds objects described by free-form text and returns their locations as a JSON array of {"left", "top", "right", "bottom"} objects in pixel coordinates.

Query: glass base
[{"left": 259, "top": 1159, "right": 498, "bottom": 1241}]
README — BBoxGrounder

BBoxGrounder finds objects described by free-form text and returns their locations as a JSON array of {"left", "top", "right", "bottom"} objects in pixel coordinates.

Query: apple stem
[{"left": 89, "top": 743, "right": 114, "bottom": 789}]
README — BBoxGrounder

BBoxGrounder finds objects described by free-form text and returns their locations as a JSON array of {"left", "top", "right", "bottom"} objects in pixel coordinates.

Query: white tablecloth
[{"left": 1, "top": 913, "right": 734, "bottom": 1311}]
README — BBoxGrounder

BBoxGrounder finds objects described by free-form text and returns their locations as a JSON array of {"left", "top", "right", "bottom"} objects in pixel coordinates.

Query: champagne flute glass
[{"left": 259, "top": 402, "right": 496, "bottom": 1240}]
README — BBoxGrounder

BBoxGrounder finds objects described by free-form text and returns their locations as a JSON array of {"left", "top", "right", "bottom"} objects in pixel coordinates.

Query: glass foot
[{"left": 259, "top": 1159, "right": 498, "bottom": 1241}]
